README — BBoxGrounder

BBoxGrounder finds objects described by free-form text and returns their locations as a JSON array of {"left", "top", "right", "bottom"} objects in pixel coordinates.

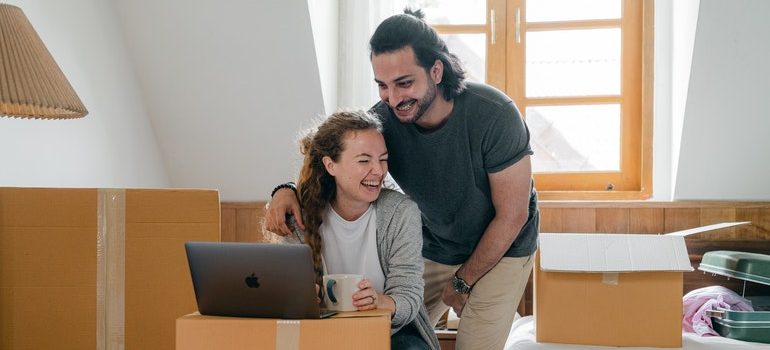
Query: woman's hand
[{"left": 352, "top": 278, "right": 380, "bottom": 310}]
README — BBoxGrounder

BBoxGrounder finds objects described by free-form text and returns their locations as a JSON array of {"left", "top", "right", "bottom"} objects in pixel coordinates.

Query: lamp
[{"left": 0, "top": 3, "right": 87, "bottom": 119}]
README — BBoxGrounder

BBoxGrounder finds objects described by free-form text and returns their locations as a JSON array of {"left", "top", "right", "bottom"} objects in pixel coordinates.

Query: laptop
[{"left": 185, "top": 241, "right": 336, "bottom": 319}]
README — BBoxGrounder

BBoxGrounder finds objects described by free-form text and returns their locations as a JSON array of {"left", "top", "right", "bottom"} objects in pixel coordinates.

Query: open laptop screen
[{"left": 185, "top": 242, "right": 330, "bottom": 319}]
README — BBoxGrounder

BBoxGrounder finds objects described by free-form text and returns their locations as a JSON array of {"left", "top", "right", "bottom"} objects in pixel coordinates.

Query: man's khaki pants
[{"left": 423, "top": 255, "right": 534, "bottom": 350}]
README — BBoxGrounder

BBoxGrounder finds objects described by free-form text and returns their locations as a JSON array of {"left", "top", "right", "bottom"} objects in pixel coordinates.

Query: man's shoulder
[{"left": 460, "top": 82, "right": 513, "bottom": 108}]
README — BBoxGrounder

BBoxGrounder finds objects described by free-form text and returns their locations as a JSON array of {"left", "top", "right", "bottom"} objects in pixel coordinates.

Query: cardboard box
[
  {"left": 0, "top": 187, "right": 220, "bottom": 350},
  {"left": 176, "top": 309, "right": 391, "bottom": 350},
  {"left": 534, "top": 222, "right": 749, "bottom": 348}
]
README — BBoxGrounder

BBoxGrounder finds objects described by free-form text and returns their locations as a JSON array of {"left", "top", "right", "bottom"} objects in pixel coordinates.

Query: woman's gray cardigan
[
  {"left": 303, "top": 189, "right": 439, "bottom": 349},
  {"left": 371, "top": 189, "right": 440, "bottom": 350}
]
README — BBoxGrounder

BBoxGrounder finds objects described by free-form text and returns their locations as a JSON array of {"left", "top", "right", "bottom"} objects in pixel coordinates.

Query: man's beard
[{"left": 394, "top": 80, "right": 437, "bottom": 124}]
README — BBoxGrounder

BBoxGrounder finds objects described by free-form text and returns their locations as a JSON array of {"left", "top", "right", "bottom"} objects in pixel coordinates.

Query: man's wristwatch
[{"left": 452, "top": 274, "right": 472, "bottom": 295}]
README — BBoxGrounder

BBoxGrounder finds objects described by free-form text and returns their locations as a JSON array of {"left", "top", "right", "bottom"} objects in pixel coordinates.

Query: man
[{"left": 266, "top": 9, "right": 538, "bottom": 350}]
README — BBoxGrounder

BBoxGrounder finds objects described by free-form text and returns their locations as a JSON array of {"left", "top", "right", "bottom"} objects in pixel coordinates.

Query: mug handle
[{"left": 326, "top": 279, "right": 337, "bottom": 304}]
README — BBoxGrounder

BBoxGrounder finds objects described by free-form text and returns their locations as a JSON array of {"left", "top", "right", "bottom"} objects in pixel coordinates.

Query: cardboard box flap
[
  {"left": 665, "top": 221, "right": 750, "bottom": 236},
  {"left": 539, "top": 233, "right": 691, "bottom": 272},
  {"left": 539, "top": 222, "right": 751, "bottom": 273}
]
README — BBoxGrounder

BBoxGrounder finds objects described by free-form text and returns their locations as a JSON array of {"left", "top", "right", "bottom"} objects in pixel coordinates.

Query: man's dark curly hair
[{"left": 369, "top": 8, "right": 467, "bottom": 100}]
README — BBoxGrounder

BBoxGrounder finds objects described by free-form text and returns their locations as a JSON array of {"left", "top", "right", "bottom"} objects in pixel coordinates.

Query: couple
[{"left": 266, "top": 9, "right": 539, "bottom": 350}]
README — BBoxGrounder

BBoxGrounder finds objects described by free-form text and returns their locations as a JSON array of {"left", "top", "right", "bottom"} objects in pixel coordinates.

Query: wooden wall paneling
[
  {"left": 560, "top": 208, "right": 596, "bottom": 232},
  {"left": 664, "top": 208, "right": 701, "bottom": 232},
  {"left": 628, "top": 208, "right": 664, "bottom": 233},
  {"left": 699, "top": 207, "right": 737, "bottom": 240},
  {"left": 539, "top": 208, "right": 562, "bottom": 232},
  {"left": 236, "top": 207, "right": 261, "bottom": 242},
  {"left": 595, "top": 208, "right": 629, "bottom": 233},
  {"left": 736, "top": 208, "right": 770, "bottom": 240},
  {"left": 221, "top": 207, "right": 237, "bottom": 242}
]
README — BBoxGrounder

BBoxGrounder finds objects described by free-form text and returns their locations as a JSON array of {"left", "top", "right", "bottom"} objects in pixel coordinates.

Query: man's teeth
[{"left": 397, "top": 100, "right": 415, "bottom": 111}]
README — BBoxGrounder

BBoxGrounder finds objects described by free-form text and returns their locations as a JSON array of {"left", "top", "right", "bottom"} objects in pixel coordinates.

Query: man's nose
[{"left": 386, "top": 89, "right": 402, "bottom": 107}]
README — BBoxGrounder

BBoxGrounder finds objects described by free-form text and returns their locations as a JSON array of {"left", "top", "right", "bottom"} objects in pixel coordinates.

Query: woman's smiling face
[{"left": 323, "top": 128, "right": 388, "bottom": 211}]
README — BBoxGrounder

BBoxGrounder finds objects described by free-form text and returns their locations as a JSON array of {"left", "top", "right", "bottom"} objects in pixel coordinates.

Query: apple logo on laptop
[{"left": 245, "top": 273, "right": 260, "bottom": 288}]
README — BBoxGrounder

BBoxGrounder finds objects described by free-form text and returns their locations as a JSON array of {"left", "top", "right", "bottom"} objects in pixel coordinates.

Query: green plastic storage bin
[{"left": 699, "top": 250, "right": 770, "bottom": 344}]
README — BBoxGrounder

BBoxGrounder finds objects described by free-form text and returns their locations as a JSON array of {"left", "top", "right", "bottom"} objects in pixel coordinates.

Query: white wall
[
  {"left": 0, "top": 0, "right": 168, "bottom": 188},
  {"left": 112, "top": 0, "right": 326, "bottom": 201},
  {"left": 673, "top": 0, "right": 770, "bottom": 200},
  {"left": 670, "top": 0, "right": 700, "bottom": 199},
  {"left": 652, "top": 0, "right": 673, "bottom": 200},
  {"left": 308, "top": 0, "right": 339, "bottom": 115}
]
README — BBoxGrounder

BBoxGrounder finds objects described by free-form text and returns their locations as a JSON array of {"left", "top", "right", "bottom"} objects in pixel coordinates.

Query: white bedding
[{"left": 504, "top": 316, "right": 770, "bottom": 350}]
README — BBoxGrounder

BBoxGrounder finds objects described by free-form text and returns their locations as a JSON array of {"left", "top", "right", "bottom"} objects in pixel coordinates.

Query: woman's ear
[{"left": 322, "top": 156, "right": 336, "bottom": 176}]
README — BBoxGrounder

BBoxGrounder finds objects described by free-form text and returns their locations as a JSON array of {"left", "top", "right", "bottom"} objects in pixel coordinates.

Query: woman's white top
[{"left": 320, "top": 204, "right": 386, "bottom": 293}]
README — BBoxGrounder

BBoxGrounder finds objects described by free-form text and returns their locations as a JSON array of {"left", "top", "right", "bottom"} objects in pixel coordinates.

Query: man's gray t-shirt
[{"left": 371, "top": 82, "right": 539, "bottom": 265}]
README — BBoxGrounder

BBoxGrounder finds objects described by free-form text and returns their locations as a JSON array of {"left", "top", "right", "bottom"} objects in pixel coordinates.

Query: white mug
[{"left": 322, "top": 274, "right": 363, "bottom": 312}]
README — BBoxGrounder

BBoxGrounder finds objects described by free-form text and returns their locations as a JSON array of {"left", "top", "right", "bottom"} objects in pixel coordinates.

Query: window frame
[{"left": 430, "top": 0, "right": 654, "bottom": 200}]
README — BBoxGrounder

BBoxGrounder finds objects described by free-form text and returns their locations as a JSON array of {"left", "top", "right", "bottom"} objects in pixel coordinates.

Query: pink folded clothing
[{"left": 682, "top": 285, "right": 754, "bottom": 336}]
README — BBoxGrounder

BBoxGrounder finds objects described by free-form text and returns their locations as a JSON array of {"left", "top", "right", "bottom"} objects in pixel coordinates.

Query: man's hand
[
  {"left": 264, "top": 188, "right": 305, "bottom": 236},
  {"left": 441, "top": 279, "right": 469, "bottom": 317}
]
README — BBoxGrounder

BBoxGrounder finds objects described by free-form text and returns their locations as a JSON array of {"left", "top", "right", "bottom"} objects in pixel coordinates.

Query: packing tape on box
[
  {"left": 96, "top": 189, "right": 126, "bottom": 350},
  {"left": 602, "top": 272, "right": 619, "bottom": 285},
  {"left": 276, "top": 320, "right": 301, "bottom": 350}
]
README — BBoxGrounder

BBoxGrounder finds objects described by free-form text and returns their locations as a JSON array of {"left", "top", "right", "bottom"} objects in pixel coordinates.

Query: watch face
[{"left": 453, "top": 276, "right": 470, "bottom": 294}]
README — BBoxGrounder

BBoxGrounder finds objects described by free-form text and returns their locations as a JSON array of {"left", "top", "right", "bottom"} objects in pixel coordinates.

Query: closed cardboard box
[
  {"left": 534, "top": 222, "right": 749, "bottom": 348},
  {"left": 0, "top": 187, "right": 221, "bottom": 350},
  {"left": 176, "top": 309, "right": 391, "bottom": 350}
]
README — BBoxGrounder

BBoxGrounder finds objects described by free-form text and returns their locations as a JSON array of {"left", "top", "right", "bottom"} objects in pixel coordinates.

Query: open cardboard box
[
  {"left": 176, "top": 308, "right": 391, "bottom": 350},
  {"left": 534, "top": 222, "right": 750, "bottom": 348}
]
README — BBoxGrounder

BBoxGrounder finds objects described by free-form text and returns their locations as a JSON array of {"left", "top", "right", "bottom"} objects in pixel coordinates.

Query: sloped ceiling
[
  {"left": 113, "top": 0, "right": 326, "bottom": 201},
  {"left": 674, "top": 0, "right": 770, "bottom": 200}
]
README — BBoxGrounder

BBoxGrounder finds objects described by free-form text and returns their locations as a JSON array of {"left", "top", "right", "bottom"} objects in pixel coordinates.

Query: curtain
[{"left": 336, "top": 0, "right": 408, "bottom": 110}]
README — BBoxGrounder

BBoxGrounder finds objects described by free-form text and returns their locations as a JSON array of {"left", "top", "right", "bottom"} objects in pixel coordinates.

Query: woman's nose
[{"left": 371, "top": 162, "right": 384, "bottom": 175}]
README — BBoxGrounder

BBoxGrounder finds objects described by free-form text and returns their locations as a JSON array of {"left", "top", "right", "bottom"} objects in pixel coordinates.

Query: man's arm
[
  {"left": 264, "top": 187, "right": 305, "bottom": 236},
  {"left": 441, "top": 155, "right": 532, "bottom": 314}
]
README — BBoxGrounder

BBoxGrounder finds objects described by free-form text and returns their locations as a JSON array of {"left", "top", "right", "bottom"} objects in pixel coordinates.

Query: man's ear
[
  {"left": 322, "top": 156, "right": 336, "bottom": 176},
  {"left": 431, "top": 60, "right": 444, "bottom": 84}
]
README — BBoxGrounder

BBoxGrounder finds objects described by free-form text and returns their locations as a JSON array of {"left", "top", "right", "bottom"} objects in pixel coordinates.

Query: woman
[{"left": 290, "top": 110, "right": 438, "bottom": 349}]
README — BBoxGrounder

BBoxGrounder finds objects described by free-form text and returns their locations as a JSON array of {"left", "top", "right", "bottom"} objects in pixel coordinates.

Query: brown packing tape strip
[
  {"left": 602, "top": 272, "right": 619, "bottom": 285},
  {"left": 96, "top": 189, "right": 126, "bottom": 350},
  {"left": 276, "top": 320, "right": 301, "bottom": 350}
]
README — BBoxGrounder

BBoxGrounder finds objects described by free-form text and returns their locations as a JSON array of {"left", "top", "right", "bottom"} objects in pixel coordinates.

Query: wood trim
[
  {"left": 526, "top": 18, "right": 620, "bottom": 31},
  {"left": 505, "top": 0, "right": 525, "bottom": 108},
  {"left": 539, "top": 200, "right": 770, "bottom": 209},
  {"left": 640, "top": 0, "right": 654, "bottom": 199},
  {"left": 526, "top": 95, "right": 620, "bottom": 105},
  {"left": 486, "top": 0, "right": 507, "bottom": 91},
  {"left": 538, "top": 190, "right": 649, "bottom": 200},
  {"left": 432, "top": 24, "right": 486, "bottom": 34}
]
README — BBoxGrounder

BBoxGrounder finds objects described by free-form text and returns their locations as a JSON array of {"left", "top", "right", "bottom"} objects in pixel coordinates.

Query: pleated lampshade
[{"left": 0, "top": 4, "right": 87, "bottom": 119}]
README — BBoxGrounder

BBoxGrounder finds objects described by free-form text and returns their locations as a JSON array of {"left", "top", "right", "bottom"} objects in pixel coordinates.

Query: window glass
[
  {"left": 528, "top": 104, "right": 620, "bottom": 172},
  {"left": 439, "top": 33, "right": 486, "bottom": 83},
  {"left": 406, "top": 0, "right": 486, "bottom": 24},
  {"left": 527, "top": 0, "right": 621, "bottom": 22},
  {"left": 526, "top": 28, "right": 620, "bottom": 97}
]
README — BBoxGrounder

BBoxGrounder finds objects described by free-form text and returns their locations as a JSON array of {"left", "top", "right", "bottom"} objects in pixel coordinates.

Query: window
[{"left": 407, "top": 0, "right": 653, "bottom": 199}]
